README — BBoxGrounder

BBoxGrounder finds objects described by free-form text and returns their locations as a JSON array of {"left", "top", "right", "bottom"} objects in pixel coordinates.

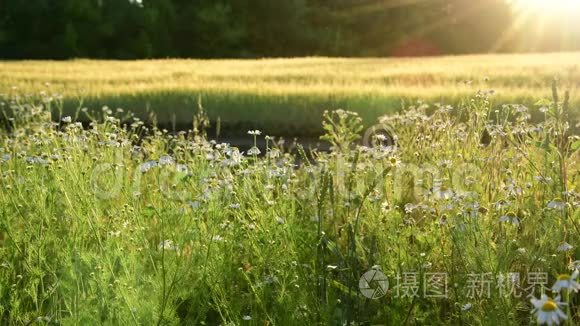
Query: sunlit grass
[{"left": 0, "top": 88, "right": 577, "bottom": 324}]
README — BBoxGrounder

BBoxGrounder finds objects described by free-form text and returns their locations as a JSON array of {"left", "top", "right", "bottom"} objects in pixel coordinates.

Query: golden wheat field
[{"left": 1, "top": 52, "right": 579, "bottom": 135}]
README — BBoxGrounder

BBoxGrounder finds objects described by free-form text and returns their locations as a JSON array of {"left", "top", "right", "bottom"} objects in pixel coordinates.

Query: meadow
[
  {"left": 1, "top": 52, "right": 580, "bottom": 136},
  {"left": 0, "top": 80, "right": 578, "bottom": 324}
]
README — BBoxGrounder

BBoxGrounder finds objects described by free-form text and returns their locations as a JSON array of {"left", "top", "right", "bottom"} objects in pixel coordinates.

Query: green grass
[
  {"left": 1, "top": 52, "right": 580, "bottom": 135},
  {"left": 0, "top": 88, "right": 578, "bottom": 324}
]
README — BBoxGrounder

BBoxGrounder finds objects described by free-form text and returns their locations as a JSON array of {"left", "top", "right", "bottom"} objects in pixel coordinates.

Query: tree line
[{"left": 0, "top": 0, "right": 576, "bottom": 59}]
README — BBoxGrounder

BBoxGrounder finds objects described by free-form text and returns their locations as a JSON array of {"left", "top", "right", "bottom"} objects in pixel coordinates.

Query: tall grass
[
  {"left": 0, "top": 86, "right": 578, "bottom": 324},
  {"left": 1, "top": 52, "right": 580, "bottom": 135}
]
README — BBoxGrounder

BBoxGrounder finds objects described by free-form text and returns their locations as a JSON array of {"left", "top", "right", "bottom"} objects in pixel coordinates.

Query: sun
[{"left": 513, "top": 0, "right": 580, "bottom": 13}]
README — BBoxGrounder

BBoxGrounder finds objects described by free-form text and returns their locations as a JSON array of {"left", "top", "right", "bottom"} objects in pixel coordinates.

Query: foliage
[{"left": 0, "top": 0, "right": 575, "bottom": 59}]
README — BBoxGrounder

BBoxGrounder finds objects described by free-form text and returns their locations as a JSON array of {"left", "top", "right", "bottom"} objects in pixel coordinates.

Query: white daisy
[
  {"left": 247, "top": 146, "right": 261, "bottom": 156},
  {"left": 247, "top": 130, "right": 261, "bottom": 136},
  {"left": 552, "top": 270, "right": 580, "bottom": 293},
  {"left": 530, "top": 294, "right": 567, "bottom": 326}
]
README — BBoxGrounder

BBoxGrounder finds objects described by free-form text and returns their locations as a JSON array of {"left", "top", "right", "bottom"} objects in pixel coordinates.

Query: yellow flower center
[
  {"left": 557, "top": 274, "right": 571, "bottom": 281},
  {"left": 541, "top": 300, "right": 558, "bottom": 312}
]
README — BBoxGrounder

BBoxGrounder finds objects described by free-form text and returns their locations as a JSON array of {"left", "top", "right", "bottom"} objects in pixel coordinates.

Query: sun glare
[{"left": 514, "top": 0, "right": 580, "bottom": 13}]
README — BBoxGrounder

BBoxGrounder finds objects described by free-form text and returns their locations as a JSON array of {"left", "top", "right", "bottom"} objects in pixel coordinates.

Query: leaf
[
  {"left": 572, "top": 140, "right": 580, "bottom": 152},
  {"left": 534, "top": 99, "right": 551, "bottom": 107}
]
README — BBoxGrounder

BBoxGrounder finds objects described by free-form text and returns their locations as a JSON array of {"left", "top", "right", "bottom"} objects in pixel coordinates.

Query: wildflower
[
  {"left": 404, "top": 203, "right": 416, "bottom": 214},
  {"left": 551, "top": 270, "right": 580, "bottom": 293},
  {"left": 539, "top": 106, "right": 549, "bottom": 113},
  {"left": 374, "top": 134, "right": 388, "bottom": 142},
  {"left": 158, "top": 155, "right": 175, "bottom": 166},
  {"left": 499, "top": 212, "right": 520, "bottom": 226},
  {"left": 158, "top": 240, "right": 178, "bottom": 251},
  {"left": 517, "top": 248, "right": 527, "bottom": 254},
  {"left": 547, "top": 199, "right": 566, "bottom": 210},
  {"left": 380, "top": 201, "right": 390, "bottom": 212},
  {"left": 247, "top": 130, "right": 261, "bottom": 136},
  {"left": 188, "top": 201, "right": 200, "bottom": 210},
  {"left": 229, "top": 203, "right": 240, "bottom": 209},
  {"left": 461, "top": 303, "right": 472, "bottom": 311},
  {"left": 61, "top": 116, "right": 72, "bottom": 123},
  {"left": 530, "top": 294, "right": 567, "bottom": 326},
  {"left": 140, "top": 160, "right": 158, "bottom": 173},
  {"left": 515, "top": 104, "right": 528, "bottom": 113},
  {"left": 176, "top": 164, "right": 190, "bottom": 175},
  {"left": 223, "top": 148, "right": 243, "bottom": 166},
  {"left": 26, "top": 156, "right": 48, "bottom": 165},
  {"left": 434, "top": 185, "right": 454, "bottom": 200},
  {"left": 242, "top": 315, "right": 252, "bottom": 321},
  {"left": 503, "top": 180, "right": 522, "bottom": 197},
  {"left": 387, "top": 155, "right": 400, "bottom": 167},
  {"left": 247, "top": 146, "right": 261, "bottom": 156},
  {"left": 266, "top": 148, "right": 280, "bottom": 159},
  {"left": 557, "top": 242, "right": 573, "bottom": 252},
  {"left": 108, "top": 230, "right": 121, "bottom": 237},
  {"left": 438, "top": 160, "right": 452, "bottom": 169},
  {"left": 275, "top": 216, "right": 285, "bottom": 225},
  {"left": 212, "top": 235, "right": 223, "bottom": 242},
  {"left": 534, "top": 176, "right": 553, "bottom": 184},
  {"left": 493, "top": 199, "right": 510, "bottom": 211}
]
